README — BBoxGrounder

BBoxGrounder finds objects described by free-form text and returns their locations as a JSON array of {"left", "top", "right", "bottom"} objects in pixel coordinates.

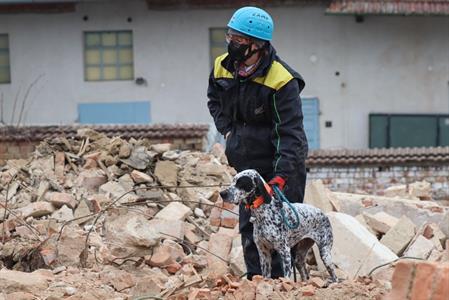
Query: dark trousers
[{"left": 239, "top": 165, "right": 307, "bottom": 280}]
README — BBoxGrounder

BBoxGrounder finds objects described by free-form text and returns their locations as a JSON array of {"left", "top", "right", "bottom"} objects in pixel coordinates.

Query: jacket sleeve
[
  {"left": 271, "top": 79, "right": 308, "bottom": 178},
  {"left": 207, "top": 70, "right": 232, "bottom": 136}
]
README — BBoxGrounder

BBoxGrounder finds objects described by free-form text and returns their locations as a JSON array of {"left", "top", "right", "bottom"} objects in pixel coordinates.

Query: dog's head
[{"left": 219, "top": 169, "right": 272, "bottom": 207}]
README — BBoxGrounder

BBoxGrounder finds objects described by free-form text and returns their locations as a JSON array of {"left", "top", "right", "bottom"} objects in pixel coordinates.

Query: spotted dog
[{"left": 220, "top": 169, "right": 337, "bottom": 283}]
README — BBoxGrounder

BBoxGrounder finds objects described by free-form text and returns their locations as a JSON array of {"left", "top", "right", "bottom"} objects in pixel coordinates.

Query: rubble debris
[
  {"left": 386, "top": 260, "right": 448, "bottom": 300},
  {"left": 304, "top": 179, "right": 337, "bottom": 212},
  {"left": 363, "top": 211, "right": 399, "bottom": 234},
  {"left": 0, "top": 133, "right": 447, "bottom": 299},
  {"left": 380, "top": 216, "right": 416, "bottom": 255},
  {"left": 327, "top": 212, "right": 398, "bottom": 278}
]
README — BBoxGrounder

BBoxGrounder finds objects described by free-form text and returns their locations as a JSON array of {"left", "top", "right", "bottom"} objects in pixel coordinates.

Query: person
[{"left": 207, "top": 6, "right": 308, "bottom": 279}]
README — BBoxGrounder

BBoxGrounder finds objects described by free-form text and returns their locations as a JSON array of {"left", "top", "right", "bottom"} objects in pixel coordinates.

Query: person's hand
[
  {"left": 225, "top": 131, "right": 231, "bottom": 140},
  {"left": 268, "top": 176, "right": 286, "bottom": 191}
]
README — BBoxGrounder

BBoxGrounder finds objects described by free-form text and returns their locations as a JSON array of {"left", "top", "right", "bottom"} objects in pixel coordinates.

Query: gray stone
[
  {"left": 104, "top": 209, "right": 160, "bottom": 257},
  {"left": 154, "top": 202, "right": 192, "bottom": 221},
  {"left": 36, "top": 181, "right": 50, "bottom": 202},
  {"left": 355, "top": 214, "right": 377, "bottom": 235},
  {"left": 130, "top": 170, "right": 153, "bottom": 184},
  {"left": 56, "top": 224, "right": 85, "bottom": 266},
  {"left": 363, "top": 211, "right": 399, "bottom": 234},
  {"left": 383, "top": 185, "right": 407, "bottom": 198},
  {"left": 207, "top": 233, "right": 233, "bottom": 279},
  {"left": 73, "top": 199, "right": 92, "bottom": 225},
  {"left": 327, "top": 212, "right": 398, "bottom": 278},
  {"left": 118, "top": 173, "right": 134, "bottom": 191},
  {"left": 304, "top": 180, "right": 335, "bottom": 213},
  {"left": 18, "top": 201, "right": 55, "bottom": 218},
  {"left": 45, "top": 192, "right": 77, "bottom": 209},
  {"left": 162, "top": 150, "right": 181, "bottom": 161},
  {"left": 403, "top": 235, "right": 435, "bottom": 259},
  {"left": 120, "top": 146, "right": 151, "bottom": 170},
  {"left": 380, "top": 216, "right": 416, "bottom": 255},
  {"left": 50, "top": 205, "right": 74, "bottom": 222},
  {"left": 148, "top": 218, "right": 185, "bottom": 240},
  {"left": 99, "top": 181, "right": 137, "bottom": 203},
  {"left": 229, "top": 245, "right": 246, "bottom": 276},
  {"left": 151, "top": 143, "right": 172, "bottom": 154},
  {"left": 332, "top": 192, "right": 449, "bottom": 237},
  {"left": 154, "top": 160, "right": 178, "bottom": 187},
  {"left": 0, "top": 269, "right": 50, "bottom": 294},
  {"left": 408, "top": 181, "right": 432, "bottom": 199}
]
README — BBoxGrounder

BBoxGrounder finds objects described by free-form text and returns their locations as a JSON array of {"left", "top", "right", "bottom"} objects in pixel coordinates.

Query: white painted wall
[{"left": 0, "top": 1, "right": 448, "bottom": 149}]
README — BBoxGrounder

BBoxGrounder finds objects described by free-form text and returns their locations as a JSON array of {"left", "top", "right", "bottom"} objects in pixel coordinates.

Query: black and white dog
[{"left": 220, "top": 169, "right": 337, "bottom": 283}]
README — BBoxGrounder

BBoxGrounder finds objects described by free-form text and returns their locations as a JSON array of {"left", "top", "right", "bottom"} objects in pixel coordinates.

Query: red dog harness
[{"left": 245, "top": 183, "right": 272, "bottom": 209}]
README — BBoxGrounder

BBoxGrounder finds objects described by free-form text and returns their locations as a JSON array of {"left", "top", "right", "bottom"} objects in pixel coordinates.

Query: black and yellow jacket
[{"left": 207, "top": 45, "right": 308, "bottom": 179}]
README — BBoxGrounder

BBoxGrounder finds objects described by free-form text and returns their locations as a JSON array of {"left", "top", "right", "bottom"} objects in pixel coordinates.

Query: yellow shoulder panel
[
  {"left": 252, "top": 61, "right": 294, "bottom": 91},
  {"left": 213, "top": 53, "right": 233, "bottom": 79}
]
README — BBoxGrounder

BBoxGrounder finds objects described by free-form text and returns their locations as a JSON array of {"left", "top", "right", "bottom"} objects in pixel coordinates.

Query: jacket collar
[{"left": 221, "top": 43, "right": 276, "bottom": 80}]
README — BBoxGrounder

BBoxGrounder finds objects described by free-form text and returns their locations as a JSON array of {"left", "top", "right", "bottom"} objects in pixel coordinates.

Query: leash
[{"left": 272, "top": 185, "right": 300, "bottom": 230}]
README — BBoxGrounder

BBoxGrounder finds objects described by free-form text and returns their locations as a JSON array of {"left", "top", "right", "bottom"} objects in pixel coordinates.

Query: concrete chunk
[
  {"left": 363, "top": 211, "right": 399, "bottom": 234},
  {"left": 403, "top": 235, "right": 435, "bottom": 259},
  {"left": 155, "top": 202, "right": 192, "bottom": 221},
  {"left": 380, "top": 216, "right": 416, "bottom": 255},
  {"left": 383, "top": 185, "right": 407, "bottom": 198},
  {"left": 207, "top": 233, "right": 233, "bottom": 279},
  {"left": 327, "top": 212, "right": 398, "bottom": 278},
  {"left": 154, "top": 160, "right": 178, "bottom": 187},
  {"left": 18, "top": 201, "right": 55, "bottom": 218},
  {"left": 0, "top": 269, "right": 50, "bottom": 294},
  {"left": 148, "top": 218, "right": 185, "bottom": 240},
  {"left": 45, "top": 192, "right": 77, "bottom": 209},
  {"left": 304, "top": 180, "right": 335, "bottom": 213},
  {"left": 409, "top": 181, "right": 432, "bottom": 200}
]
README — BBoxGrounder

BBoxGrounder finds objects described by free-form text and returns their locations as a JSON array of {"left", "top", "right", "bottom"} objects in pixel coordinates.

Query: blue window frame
[
  {"left": 78, "top": 101, "right": 151, "bottom": 124},
  {"left": 302, "top": 97, "right": 320, "bottom": 149}
]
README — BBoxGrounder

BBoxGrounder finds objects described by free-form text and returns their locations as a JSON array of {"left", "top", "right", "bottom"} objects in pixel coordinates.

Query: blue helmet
[{"left": 227, "top": 6, "right": 274, "bottom": 41}]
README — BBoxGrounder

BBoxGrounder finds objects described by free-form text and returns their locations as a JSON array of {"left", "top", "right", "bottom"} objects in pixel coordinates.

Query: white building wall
[{"left": 0, "top": 1, "right": 448, "bottom": 149}]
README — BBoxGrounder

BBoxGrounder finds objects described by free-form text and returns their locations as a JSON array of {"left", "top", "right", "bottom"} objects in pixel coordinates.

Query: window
[
  {"left": 369, "top": 114, "right": 449, "bottom": 148},
  {"left": 84, "top": 31, "right": 134, "bottom": 81},
  {"left": 78, "top": 101, "right": 151, "bottom": 124},
  {"left": 209, "top": 28, "right": 227, "bottom": 68},
  {"left": 0, "top": 34, "right": 11, "bottom": 84}
]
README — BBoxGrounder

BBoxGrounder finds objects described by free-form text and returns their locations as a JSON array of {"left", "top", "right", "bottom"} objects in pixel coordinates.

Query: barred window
[
  {"left": 209, "top": 28, "right": 227, "bottom": 68},
  {"left": 84, "top": 31, "right": 134, "bottom": 81},
  {"left": 0, "top": 34, "right": 11, "bottom": 84}
]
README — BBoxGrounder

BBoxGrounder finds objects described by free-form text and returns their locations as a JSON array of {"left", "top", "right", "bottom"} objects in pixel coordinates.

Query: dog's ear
[
  {"left": 236, "top": 176, "right": 254, "bottom": 193},
  {"left": 255, "top": 176, "right": 271, "bottom": 204}
]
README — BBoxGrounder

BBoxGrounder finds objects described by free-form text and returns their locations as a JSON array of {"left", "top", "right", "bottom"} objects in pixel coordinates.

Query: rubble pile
[{"left": 0, "top": 129, "right": 447, "bottom": 299}]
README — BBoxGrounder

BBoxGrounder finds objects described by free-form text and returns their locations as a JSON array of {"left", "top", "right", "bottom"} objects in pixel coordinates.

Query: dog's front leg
[
  {"left": 276, "top": 242, "right": 292, "bottom": 279},
  {"left": 255, "top": 241, "right": 272, "bottom": 278}
]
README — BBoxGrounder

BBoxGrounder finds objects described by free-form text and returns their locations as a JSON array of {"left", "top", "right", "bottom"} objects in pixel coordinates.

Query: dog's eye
[{"left": 235, "top": 176, "right": 253, "bottom": 192}]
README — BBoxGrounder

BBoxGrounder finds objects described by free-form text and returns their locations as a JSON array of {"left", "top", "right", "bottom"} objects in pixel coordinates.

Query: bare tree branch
[
  {"left": 10, "top": 84, "right": 21, "bottom": 124},
  {"left": 17, "top": 73, "right": 45, "bottom": 127}
]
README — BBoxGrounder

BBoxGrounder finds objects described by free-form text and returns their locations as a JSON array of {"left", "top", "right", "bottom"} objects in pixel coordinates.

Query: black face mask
[{"left": 227, "top": 41, "right": 253, "bottom": 63}]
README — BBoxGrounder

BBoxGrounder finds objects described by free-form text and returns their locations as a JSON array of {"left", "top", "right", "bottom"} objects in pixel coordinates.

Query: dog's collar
[{"left": 245, "top": 183, "right": 272, "bottom": 209}]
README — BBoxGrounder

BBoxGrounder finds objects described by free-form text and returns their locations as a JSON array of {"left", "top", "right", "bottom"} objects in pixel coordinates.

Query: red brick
[
  {"left": 222, "top": 202, "right": 235, "bottom": 210},
  {"left": 388, "top": 260, "right": 416, "bottom": 300},
  {"left": 432, "top": 264, "right": 449, "bottom": 300},
  {"left": 221, "top": 217, "right": 238, "bottom": 228},
  {"left": 209, "top": 207, "right": 221, "bottom": 227},
  {"left": 410, "top": 261, "right": 437, "bottom": 300}
]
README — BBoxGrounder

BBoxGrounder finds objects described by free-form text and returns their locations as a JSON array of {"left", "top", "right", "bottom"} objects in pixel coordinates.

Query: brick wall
[
  {"left": 0, "top": 137, "right": 206, "bottom": 165},
  {"left": 307, "top": 165, "right": 449, "bottom": 200},
  {"left": 0, "top": 141, "right": 38, "bottom": 163}
]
